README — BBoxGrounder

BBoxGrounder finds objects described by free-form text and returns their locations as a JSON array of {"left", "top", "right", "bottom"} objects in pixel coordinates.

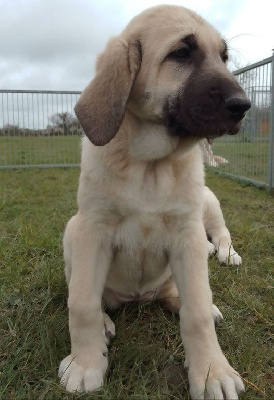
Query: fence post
[{"left": 268, "top": 50, "right": 274, "bottom": 193}]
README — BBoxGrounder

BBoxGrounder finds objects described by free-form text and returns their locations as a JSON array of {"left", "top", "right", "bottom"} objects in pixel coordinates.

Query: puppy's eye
[{"left": 168, "top": 47, "right": 190, "bottom": 60}]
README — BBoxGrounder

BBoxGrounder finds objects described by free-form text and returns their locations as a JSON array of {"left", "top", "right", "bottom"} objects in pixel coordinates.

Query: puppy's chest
[
  {"left": 112, "top": 212, "right": 177, "bottom": 252},
  {"left": 118, "top": 159, "right": 183, "bottom": 209},
  {"left": 110, "top": 164, "right": 195, "bottom": 249}
]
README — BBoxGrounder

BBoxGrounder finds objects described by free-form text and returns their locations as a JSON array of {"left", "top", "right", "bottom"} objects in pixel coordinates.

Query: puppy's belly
[{"left": 104, "top": 244, "right": 171, "bottom": 307}]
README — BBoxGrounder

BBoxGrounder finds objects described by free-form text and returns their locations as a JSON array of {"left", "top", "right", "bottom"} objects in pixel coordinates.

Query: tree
[
  {"left": 0, "top": 124, "right": 22, "bottom": 136},
  {"left": 48, "top": 112, "right": 77, "bottom": 135}
]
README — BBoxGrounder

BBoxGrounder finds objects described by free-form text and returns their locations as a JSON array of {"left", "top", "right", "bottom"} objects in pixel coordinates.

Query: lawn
[
  {"left": 0, "top": 136, "right": 81, "bottom": 168},
  {"left": 0, "top": 168, "right": 273, "bottom": 399},
  {"left": 0, "top": 136, "right": 270, "bottom": 190},
  {"left": 212, "top": 140, "right": 269, "bottom": 185}
]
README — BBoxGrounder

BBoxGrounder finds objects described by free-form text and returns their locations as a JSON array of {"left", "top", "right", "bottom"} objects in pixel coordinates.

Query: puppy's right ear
[{"left": 75, "top": 38, "right": 141, "bottom": 146}]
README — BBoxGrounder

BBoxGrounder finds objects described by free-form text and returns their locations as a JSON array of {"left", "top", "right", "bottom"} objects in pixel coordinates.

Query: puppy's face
[
  {"left": 126, "top": 6, "right": 251, "bottom": 140},
  {"left": 75, "top": 5, "right": 250, "bottom": 148}
]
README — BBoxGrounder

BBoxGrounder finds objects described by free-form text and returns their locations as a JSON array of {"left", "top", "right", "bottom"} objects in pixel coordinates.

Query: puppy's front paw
[
  {"left": 188, "top": 359, "right": 244, "bottom": 399},
  {"left": 59, "top": 352, "right": 108, "bottom": 393}
]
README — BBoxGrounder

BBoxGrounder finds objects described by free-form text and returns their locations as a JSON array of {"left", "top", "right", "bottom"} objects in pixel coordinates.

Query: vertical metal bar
[
  {"left": 69, "top": 93, "right": 71, "bottom": 164},
  {"left": 56, "top": 92, "right": 58, "bottom": 165},
  {"left": 255, "top": 68, "right": 260, "bottom": 181},
  {"left": 22, "top": 92, "right": 26, "bottom": 167},
  {"left": 262, "top": 63, "right": 268, "bottom": 184},
  {"left": 239, "top": 72, "right": 243, "bottom": 177},
  {"left": 61, "top": 93, "right": 65, "bottom": 165},
  {"left": 267, "top": 51, "right": 274, "bottom": 191},
  {"left": 252, "top": 68, "right": 256, "bottom": 180},
  {"left": 12, "top": 93, "right": 14, "bottom": 166},
  {"left": 67, "top": 93, "right": 69, "bottom": 164},
  {"left": 37, "top": 91, "right": 40, "bottom": 165},
  {"left": 51, "top": 92, "right": 54, "bottom": 165},
  {"left": 266, "top": 62, "right": 270, "bottom": 183},
  {"left": 32, "top": 92, "right": 34, "bottom": 165},
  {"left": 63, "top": 94, "right": 66, "bottom": 164},
  {"left": 41, "top": 92, "right": 44, "bottom": 165},
  {"left": 42, "top": 93, "right": 44, "bottom": 165},
  {"left": 16, "top": 91, "right": 20, "bottom": 165},
  {"left": 12, "top": 93, "right": 16, "bottom": 166},
  {"left": 1, "top": 92, "right": 6, "bottom": 165},
  {"left": 46, "top": 92, "right": 49, "bottom": 164},
  {"left": 27, "top": 92, "right": 30, "bottom": 166},
  {"left": 8, "top": 92, "right": 11, "bottom": 167},
  {"left": 37, "top": 92, "right": 41, "bottom": 166}
]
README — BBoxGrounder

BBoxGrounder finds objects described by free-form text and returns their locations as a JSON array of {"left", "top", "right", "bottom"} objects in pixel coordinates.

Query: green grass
[
  {"left": 0, "top": 168, "right": 273, "bottom": 399},
  {"left": 0, "top": 136, "right": 81, "bottom": 167},
  {"left": 212, "top": 140, "right": 269, "bottom": 184},
  {"left": 0, "top": 136, "right": 270, "bottom": 188}
]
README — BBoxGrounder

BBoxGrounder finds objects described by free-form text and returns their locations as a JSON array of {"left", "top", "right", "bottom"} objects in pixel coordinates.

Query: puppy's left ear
[{"left": 75, "top": 38, "right": 141, "bottom": 146}]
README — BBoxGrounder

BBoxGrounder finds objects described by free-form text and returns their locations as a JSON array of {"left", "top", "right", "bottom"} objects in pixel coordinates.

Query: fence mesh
[
  {"left": 1, "top": 55, "right": 274, "bottom": 189},
  {"left": 0, "top": 90, "right": 82, "bottom": 168},
  {"left": 210, "top": 56, "right": 273, "bottom": 189}
]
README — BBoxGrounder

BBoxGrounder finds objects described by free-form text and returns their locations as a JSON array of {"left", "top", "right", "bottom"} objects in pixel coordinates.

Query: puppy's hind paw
[
  {"left": 218, "top": 246, "right": 242, "bottom": 266},
  {"left": 212, "top": 304, "right": 223, "bottom": 326},
  {"left": 102, "top": 312, "right": 115, "bottom": 342},
  {"left": 207, "top": 241, "right": 216, "bottom": 256}
]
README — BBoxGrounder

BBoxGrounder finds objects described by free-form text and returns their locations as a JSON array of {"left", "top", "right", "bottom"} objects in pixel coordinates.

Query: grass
[
  {"left": 0, "top": 136, "right": 81, "bottom": 167},
  {"left": 212, "top": 140, "right": 269, "bottom": 184},
  {"left": 0, "top": 168, "right": 273, "bottom": 399},
  {"left": 0, "top": 136, "right": 270, "bottom": 188}
]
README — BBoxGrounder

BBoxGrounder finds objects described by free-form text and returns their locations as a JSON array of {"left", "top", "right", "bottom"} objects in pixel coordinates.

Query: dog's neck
[
  {"left": 94, "top": 111, "right": 202, "bottom": 181},
  {"left": 123, "top": 110, "right": 198, "bottom": 162}
]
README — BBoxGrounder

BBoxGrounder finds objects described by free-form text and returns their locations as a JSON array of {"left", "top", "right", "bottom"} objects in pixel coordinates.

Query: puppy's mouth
[{"left": 164, "top": 96, "right": 250, "bottom": 140}]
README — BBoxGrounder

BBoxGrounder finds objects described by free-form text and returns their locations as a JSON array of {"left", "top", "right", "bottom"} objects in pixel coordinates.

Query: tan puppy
[{"left": 59, "top": 5, "right": 250, "bottom": 399}]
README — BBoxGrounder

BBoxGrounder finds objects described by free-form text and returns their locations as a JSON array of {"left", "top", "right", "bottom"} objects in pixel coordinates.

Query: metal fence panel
[
  {"left": 0, "top": 90, "right": 82, "bottom": 169},
  {"left": 0, "top": 55, "right": 273, "bottom": 190},
  {"left": 211, "top": 55, "right": 274, "bottom": 189}
]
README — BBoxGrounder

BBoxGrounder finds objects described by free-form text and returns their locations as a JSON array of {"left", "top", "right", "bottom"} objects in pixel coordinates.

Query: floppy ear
[{"left": 75, "top": 38, "right": 141, "bottom": 146}]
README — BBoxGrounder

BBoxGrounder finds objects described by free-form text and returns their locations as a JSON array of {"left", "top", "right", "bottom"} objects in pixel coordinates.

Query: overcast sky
[{"left": 0, "top": 0, "right": 273, "bottom": 91}]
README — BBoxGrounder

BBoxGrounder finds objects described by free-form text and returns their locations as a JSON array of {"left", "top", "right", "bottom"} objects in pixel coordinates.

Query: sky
[{"left": 0, "top": 0, "right": 273, "bottom": 91}]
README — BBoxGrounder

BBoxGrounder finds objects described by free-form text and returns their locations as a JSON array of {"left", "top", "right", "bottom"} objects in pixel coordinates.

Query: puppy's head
[{"left": 75, "top": 5, "right": 251, "bottom": 147}]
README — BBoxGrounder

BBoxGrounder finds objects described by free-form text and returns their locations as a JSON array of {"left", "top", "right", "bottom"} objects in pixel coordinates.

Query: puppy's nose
[{"left": 225, "top": 97, "right": 251, "bottom": 115}]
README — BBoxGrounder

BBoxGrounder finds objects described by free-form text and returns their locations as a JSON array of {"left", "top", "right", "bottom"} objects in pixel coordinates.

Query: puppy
[{"left": 59, "top": 5, "right": 250, "bottom": 399}]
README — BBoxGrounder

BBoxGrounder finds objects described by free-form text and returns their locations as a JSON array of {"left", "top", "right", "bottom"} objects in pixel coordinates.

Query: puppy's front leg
[
  {"left": 59, "top": 215, "right": 113, "bottom": 393},
  {"left": 170, "top": 223, "right": 244, "bottom": 399}
]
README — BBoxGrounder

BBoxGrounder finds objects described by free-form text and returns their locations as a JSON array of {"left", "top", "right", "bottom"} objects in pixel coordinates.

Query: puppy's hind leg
[
  {"left": 157, "top": 276, "right": 181, "bottom": 313},
  {"left": 63, "top": 216, "right": 75, "bottom": 285},
  {"left": 203, "top": 187, "right": 242, "bottom": 266},
  {"left": 157, "top": 276, "right": 223, "bottom": 325}
]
